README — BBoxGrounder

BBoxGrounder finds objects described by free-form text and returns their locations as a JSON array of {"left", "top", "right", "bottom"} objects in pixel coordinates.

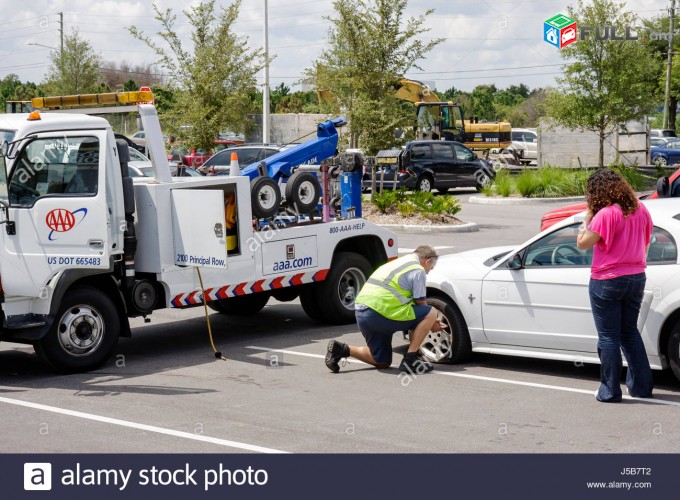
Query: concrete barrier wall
[
  {"left": 247, "top": 114, "right": 341, "bottom": 144},
  {"left": 538, "top": 119, "right": 648, "bottom": 168}
]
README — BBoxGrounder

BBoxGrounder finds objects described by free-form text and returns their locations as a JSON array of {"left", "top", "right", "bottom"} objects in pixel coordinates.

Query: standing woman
[{"left": 577, "top": 169, "right": 654, "bottom": 402}]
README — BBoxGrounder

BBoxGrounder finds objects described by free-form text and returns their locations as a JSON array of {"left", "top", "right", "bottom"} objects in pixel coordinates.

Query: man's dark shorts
[{"left": 355, "top": 305, "right": 433, "bottom": 365}]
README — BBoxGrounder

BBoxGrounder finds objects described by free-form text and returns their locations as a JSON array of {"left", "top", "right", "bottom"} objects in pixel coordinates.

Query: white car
[
  {"left": 507, "top": 128, "right": 538, "bottom": 165},
  {"left": 422, "top": 199, "right": 680, "bottom": 383},
  {"left": 127, "top": 148, "right": 198, "bottom": 178}
]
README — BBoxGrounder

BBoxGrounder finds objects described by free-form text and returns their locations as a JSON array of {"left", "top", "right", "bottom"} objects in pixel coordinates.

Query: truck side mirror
[
  {"left": 657, "top": 176, "right": 669, "bottom": 198},
  {"left": 507, "top": 253, "right": 523, "bottom": 270}
]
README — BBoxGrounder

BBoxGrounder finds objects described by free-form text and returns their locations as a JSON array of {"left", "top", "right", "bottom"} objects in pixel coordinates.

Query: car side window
[
  {"left": 239, "top": 149, "right": 264, "bottom": 165},
  {"left": 452, "top": 143, "right": 475, "bottom": 161},
  {"left": 431, "top": 143, "right": 454, "bottom": 160},
  {"left": 524, "top": 223, "right": 593, "bottom": 267},
  {"left": 9, "top": 136, "right": 99, "bottom": 207},
  {"left": 410, "top": 144, "right": 431, "bottom": 160},
  {"left": 647, "top": 226, "right": 677, "bottom": 264}
]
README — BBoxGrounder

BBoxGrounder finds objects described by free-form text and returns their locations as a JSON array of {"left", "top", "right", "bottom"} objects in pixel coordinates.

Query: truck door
[{"left": 0, "top": 132, "right": 111, "bottom": 298}]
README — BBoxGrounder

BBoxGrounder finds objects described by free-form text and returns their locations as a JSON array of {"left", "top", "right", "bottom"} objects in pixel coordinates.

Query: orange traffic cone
[{"left": 229, "top": 152, "right": 240, "bottom": 176}]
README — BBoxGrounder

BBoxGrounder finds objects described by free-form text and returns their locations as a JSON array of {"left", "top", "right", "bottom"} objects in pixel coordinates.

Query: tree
[
  {"left": 129, "top": 0, "right": 266, "bottom": 152},
  {"left": 100, "top": 61, "right": 165, "bottom": 90},
  {"left": 469, "top": 84, "right": 497, "bottom": 120},
  {"left": 43, "top": 29, "right": 102, "bottom": 95},
  {"left": 310, "top": 0, "right": 443, "bottom": 154},
  {"left": 547, "top": 0, "right": 660, "bottom": 167},
  {"left": 0, "top": 74, "right": 42, "bottom": 111}
]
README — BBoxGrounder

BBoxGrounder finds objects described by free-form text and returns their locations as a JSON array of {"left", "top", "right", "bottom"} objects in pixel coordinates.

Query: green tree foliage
[
  {"left": 469, "top": 84, "right": 497, "bottom": 120},
  {"left": 43, "top": 29, "right": 102, "bottom": 95},
  {"left": 0, "top": 74, "right": 42, "bottom": 111},
  {"left": 129, "top": 0, "right": 266, "bottom": 152},
  {"left": 437, "top": 83, "right": 541, "bottom": 126},
  {"left": 546, "top": 0, "right": 660, "bottom": 167},
  {"left": 641, "top": 15, "right": 680, "bottom": 130},
  {"left": 311, "top": 0, "right": 443, "bottom": 154}
]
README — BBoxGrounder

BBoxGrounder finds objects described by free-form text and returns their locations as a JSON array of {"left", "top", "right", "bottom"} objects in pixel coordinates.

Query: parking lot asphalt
[{"left": 2, "top": 188, "right": 679, "bottom": 454}]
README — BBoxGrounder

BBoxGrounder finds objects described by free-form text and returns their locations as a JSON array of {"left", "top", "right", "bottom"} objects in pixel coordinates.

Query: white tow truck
[{"left": 0, "top": 91, "right": 398, "bottom": 371}]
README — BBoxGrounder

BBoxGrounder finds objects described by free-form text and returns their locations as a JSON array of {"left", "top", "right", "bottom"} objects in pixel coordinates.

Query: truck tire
[
  {"left": 207, "top": 293, "right": 270, "bottom": 315},
  {"left": 251, "top": 177, "right": 281, "bottom": 219},
  {"left": 34, "top": 286, "right": 120, "bottom": 372},
  {"left": 285, "top": 171, "right": 320, "bottom": 214},
  {"left": 299, "top": 286, "right": 325, "bottom": 322},
  {"left": 315, "top": 252, "right": 372, "bottom": 324}
]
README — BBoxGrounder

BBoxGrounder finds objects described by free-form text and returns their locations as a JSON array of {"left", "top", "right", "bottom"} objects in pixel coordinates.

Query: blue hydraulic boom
[{"left": 241, "top": 116, "right": 347, "bottom": 181}]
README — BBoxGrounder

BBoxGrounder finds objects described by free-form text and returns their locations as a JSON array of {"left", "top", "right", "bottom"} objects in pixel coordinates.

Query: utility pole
[
  {"left": 663, "top": 0, "right": 675, "bottom": 130},
  {"left": 58, "top": 11, "right": 64, "bottom": 74},
  {"left": 262, "top": 0, "right": 270, "bottom": 144},
  {"left": 59, "top": 12, "right": 63, "bottom": 55}
]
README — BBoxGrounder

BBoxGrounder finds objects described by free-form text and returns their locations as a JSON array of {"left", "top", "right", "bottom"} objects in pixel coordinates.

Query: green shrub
[
  {"left": 409, "top": 190, "right": 436, "bottom": 211},
  {"left": 515, "top": 170, "right": 542, "bottom": 197},
  {"left": 439, "top": 195, "right": 462, "bottom": 216},
  {"left": 610, "top": 165, "right": 645, "bottom": 191},
  {"left": 395, "top": 187, "right": 409, "bottom": 203},
  {"left": 397, "top": 201, "right": 416, "bottom": 217},
  {"left": 371, "top": 190, "right": 396, "bottom": 213},
  {"left": 494, "top": 170, "right": 514, "bottom": 197}
]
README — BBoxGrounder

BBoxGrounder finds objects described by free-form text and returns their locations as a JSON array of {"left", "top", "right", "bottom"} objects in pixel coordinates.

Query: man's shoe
[
  {"left": 325, "top": 340, "right": 350, "bottom": 373},
  {"left": 399, "top": 352, "right": 434, "bottom": 374}
]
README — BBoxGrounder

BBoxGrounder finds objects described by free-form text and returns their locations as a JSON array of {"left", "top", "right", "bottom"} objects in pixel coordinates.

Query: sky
[{"left": 0, "top": 0, "right": 673, "bottom": 94}]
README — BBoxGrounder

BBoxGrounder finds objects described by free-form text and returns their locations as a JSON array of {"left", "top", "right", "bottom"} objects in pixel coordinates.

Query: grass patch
[{"left": 482, "top": 165, "right": 647, "bottom": 198}]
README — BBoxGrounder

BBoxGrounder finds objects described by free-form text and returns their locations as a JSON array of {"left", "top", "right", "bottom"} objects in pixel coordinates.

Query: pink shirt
[{"left": 588, "top": 203, "right": 652, "bottom": 280}]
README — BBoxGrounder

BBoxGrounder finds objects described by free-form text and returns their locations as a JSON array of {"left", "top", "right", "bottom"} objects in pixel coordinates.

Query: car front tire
[{"left": 419, "top": 297, "right": 472, "bottom": 364}]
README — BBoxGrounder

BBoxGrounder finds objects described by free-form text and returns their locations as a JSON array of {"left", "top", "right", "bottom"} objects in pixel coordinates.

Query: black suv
[{"left": 364, "top": 140, "right": 495, "bottom": 192}]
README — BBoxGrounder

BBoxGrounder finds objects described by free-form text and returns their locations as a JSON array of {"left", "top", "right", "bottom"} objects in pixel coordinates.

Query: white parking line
[
  {"left": 246, "top": 346, "right": 680, "bottom": 407},
  {"left": 0, "top": 395, "right": 289, "bottom": 453}
]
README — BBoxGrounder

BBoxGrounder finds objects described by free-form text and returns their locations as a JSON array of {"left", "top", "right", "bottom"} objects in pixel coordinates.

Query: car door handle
[{"left": 88, "top": 239, "right": 104, "bottom": 249}]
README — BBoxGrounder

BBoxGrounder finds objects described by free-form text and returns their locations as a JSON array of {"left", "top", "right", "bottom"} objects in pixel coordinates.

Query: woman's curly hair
[{"left": 585, "top": 169, "right": 639, "bottom": 216}]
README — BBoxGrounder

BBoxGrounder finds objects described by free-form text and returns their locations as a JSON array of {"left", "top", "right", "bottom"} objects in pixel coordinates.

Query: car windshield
[{"left": 128, "top": 148, "right": 148, "bottom": 162}]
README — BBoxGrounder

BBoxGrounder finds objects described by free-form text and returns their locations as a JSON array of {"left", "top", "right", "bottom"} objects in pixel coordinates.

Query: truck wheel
[
  {"left": 419, "top": 297, "right": 471, "bottom": 364},
  {"left": 251, "top": 177, "right": 281, "bottom": 219},
  {"left": 667, "top": 325, "right": 680, "bottom": 383},
  {"left": 299, "top": 286, "right": 326, "bottom": 322},
  {"left": 34, "top": 286, "right": 120, "bottom": 372},
  {"left": 316, "top": 252, "right": 372, "bottom": 324},
  {"left": 415, "top": 175, "right": 433, "bottom": 192},
  {"left": 285, "top": 171, "right": 320, "bottom": 214},
  {"left": 208, "top": 293, "right": 270, "bottom": 315}
]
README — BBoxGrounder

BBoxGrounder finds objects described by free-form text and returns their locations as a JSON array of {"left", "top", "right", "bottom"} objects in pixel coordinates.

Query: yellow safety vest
[{"left": 356, "top": 254, "right": 424, "bottom": 321}]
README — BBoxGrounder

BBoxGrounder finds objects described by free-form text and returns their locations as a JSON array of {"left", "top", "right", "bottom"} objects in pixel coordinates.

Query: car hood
[{"left": 429, "top": 245, "right": 516, "bottom": 282}]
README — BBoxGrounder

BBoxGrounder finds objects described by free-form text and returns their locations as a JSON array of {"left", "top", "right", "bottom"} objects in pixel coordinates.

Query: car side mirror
[
  {"left": 507, "top": 253, "right": 523, "bottom": 270},
  {"left": 657, "top": 176, "right": 669, "bottom": 198},
  {"left": 471, "top": 153, "right": 478, "bottom": 160}
]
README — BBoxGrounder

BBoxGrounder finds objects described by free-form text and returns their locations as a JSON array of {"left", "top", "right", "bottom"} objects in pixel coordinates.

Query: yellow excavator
[
  {"left": 318, "top": 78, "right": 512, "bottom": 150},
  {"left": 395, "top": 78, "right": 511, "bottom": 150}
]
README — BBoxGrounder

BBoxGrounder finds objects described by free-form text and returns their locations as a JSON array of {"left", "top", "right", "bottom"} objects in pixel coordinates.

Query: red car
[
  {"left": 169, "top": 139, "right": 245, "bottom": 167},
  {"left": 540, "top": 171, "right": 679, "bottom": 231}
]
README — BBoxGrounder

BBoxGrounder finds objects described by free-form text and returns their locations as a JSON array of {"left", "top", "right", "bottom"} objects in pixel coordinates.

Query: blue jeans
[{"left": 589, "top": 273, "right": 654, "bottom": 401}]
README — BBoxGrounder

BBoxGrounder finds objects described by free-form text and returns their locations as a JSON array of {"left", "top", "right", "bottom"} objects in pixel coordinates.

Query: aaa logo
[{"left": 46, "top": 208, "right": 88, "bottom": 240}]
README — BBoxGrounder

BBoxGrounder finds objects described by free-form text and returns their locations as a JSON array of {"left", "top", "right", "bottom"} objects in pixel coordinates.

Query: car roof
[
  {"left": 641, "top": 198, "right": 680, "bottom": 222},
  {"left": 405, "top": 140, "right": 465, "bottom": 147}
]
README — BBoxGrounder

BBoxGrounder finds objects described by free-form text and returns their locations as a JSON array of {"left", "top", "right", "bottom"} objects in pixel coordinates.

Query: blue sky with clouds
[{"left": 0, "top": 0, "right": 672, "bottom": 93}]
